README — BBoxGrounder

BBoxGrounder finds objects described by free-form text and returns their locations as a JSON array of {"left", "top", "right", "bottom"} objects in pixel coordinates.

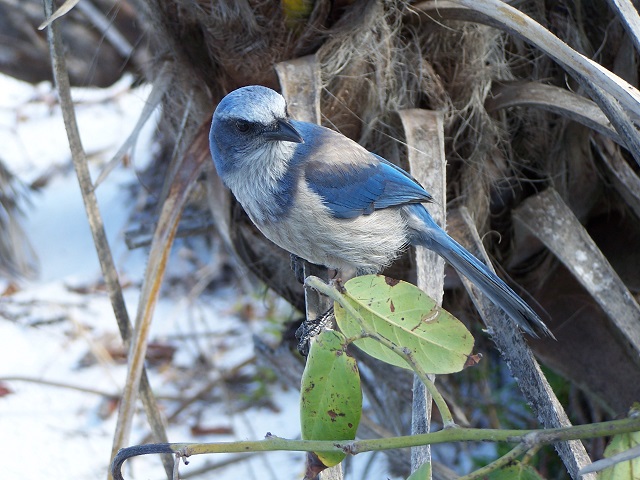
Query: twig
[
  {"left": 94, "top": 65, "right": 171, "bottom": 188},
  {"left": 1, "top": 375, "right": 185, "bottom": 401},
  {"left": 41, "top": 2, "right": 174, "bottom": 479},
  {"left": 458, "top": 442, "right": 530, "bottom": 480},
  {"left": 110, "top": 417, "right": 640, "bottom": 480},
  {"left": 75, "top": 0, "right": 137, "bottom": 61},
  {"left": 1, "top": 375, "right": 120, "bottom": 398},
  {"left": 172, "top": 454, "right": 180, "bottom": 480},
  {"left": 177, "top": 453, "right": 256, "bottom": 478},
  {"left": 579, "top": 443, "right": 640, "bottom": 475},
  {"left": 138, "top": 357, "right": 255, "bottom": 444},
  {"left": 108, "top": 120, "right": 209, "bottom": 478}
]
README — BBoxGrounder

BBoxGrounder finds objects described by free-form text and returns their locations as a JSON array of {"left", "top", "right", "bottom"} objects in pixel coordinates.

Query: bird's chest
[
  {"left": 254, "top": 182, "right": 408, "bottom": 273},
  {"left": 225, "top": 147, "right": 299, "bottom": 224},
  {"left": 255, "top": 184, "right": 338, "bottom": 261},
  {"left": 234, "top": 182, "right": 292, "bottom": 225}
]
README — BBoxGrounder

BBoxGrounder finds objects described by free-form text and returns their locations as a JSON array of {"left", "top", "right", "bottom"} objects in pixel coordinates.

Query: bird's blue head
[{"left": 209, "top": 86, "right": 304, "bottom": 184}]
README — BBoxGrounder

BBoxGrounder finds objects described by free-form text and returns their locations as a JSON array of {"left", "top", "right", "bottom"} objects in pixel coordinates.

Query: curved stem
[{"left": 458, "top": 442, "right": 529, "bottom": 480}]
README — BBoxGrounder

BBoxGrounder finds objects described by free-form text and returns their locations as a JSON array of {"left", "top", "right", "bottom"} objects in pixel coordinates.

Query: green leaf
[
  {"left": 406, "top": 462, "right": 431, "bottom": 480},
  {"left": 300, "top": 329, "right": 362, "bottom": 468},
  {"left": 483, "top": 463, "right": 544, "bottom": 479},
  {"left": 334, "top": 275, "right": 474, "bottom": 374},
  {"left": 599, "top": 431, "right": 640, "bottom": 480}
]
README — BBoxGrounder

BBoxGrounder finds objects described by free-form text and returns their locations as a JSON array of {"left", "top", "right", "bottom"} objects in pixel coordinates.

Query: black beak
[{"left": 264, "top": 118, "right": 304, "bottom": 144}]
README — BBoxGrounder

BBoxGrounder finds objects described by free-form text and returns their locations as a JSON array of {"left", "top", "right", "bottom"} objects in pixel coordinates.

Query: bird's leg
[
  {"left": 295, "top": 306, "right": 334, "bottom": 356},
  {"left": 290, "top": 253, "right": 306, "bottom": 284},
  {"left": 294, "top": 262, "right": 335, "bottom": 355}
]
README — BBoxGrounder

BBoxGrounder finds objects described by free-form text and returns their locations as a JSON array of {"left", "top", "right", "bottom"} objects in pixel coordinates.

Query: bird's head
[{"left": 209, "top": 86, "right": 304, "bottom": 180}]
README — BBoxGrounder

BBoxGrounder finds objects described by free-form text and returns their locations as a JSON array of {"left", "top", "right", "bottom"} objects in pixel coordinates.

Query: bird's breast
[
  {"left": 223, "top": 145, "right": 300, "bottom": 224},
  {"left": 256, "top": 180, "right": 410, "bottom": 273}
]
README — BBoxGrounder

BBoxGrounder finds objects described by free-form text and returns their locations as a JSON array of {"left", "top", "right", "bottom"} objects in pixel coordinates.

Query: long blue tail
[{"left": 407, "top": 205, "right": 554, "bottom": 338}]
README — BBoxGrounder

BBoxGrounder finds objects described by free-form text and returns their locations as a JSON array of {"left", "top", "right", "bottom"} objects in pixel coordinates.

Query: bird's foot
[{"left": 295, "top": 307, "right": 334, "bottom": 356}]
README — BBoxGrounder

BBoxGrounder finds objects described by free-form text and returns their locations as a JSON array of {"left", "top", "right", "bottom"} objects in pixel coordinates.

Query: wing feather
[{"left": 294, "top": 122, "right": 433, "bottom": 219}]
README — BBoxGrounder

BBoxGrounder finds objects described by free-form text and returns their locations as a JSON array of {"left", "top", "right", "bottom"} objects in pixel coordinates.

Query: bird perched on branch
[{"left": 209, "top": 85, "right": 553, "bottom": 338}]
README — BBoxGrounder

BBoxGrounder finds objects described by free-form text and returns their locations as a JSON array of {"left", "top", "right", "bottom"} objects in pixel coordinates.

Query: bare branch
[{"left": 41, "top": 2, "right": 173, "bottom": 477}]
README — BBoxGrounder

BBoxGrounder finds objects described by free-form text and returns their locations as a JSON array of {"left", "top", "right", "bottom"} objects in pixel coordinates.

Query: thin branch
[
  {"left": 579, "top": 443, "right": 640, "bottom": 475},
  {"left": 75, "top": 0, "right": 136, "bottom": 60},
  {"left": 458, "top": 442, "right": 530, "bottom": 480},
  {"left": 0, "top": 375, "right": 186, "bottom": 402},
  {"left": 178, "top": 453, "right": 256, "bottom": 478},
  {"left": 1, "top": 375, "right": 121, "bottom": 398},
  {"left": 94, "top": 66, "right": 170, "bottom": 188},
  {"left": 110, "top": 417, "right": 640, "bottom": 480},
  {"left": 41, "top": 2, "right": 173, "bottom": 478},
  {"left": 107, "top": 121, "right": 209, "bottom": 478}
]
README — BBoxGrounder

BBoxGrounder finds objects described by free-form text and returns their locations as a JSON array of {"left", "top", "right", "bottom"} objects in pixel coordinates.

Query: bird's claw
[{"left": 295, "top": 307, "right": 334, "bottom": 355}]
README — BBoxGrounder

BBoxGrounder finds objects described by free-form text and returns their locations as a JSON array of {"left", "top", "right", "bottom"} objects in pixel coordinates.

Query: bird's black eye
[{"left": 235, "top": 120, "right": 250, "bottom": 133}]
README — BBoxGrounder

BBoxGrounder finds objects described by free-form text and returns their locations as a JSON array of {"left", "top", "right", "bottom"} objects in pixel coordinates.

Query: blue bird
[{"left": 209, "top": 85, "right": 553, "bottom": 338}]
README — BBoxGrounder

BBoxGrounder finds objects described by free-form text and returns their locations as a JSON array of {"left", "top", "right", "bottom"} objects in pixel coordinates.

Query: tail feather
[{"left": 408, "top": 205, "right": 554, "bottom": 339}]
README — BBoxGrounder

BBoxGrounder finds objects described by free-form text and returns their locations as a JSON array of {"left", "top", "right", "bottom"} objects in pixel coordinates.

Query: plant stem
[
  {"left": 111, "top": 417, "right": 640, "bottom": 480},
  {"left": 458, "top": 442, "right": 529, "bottom": 480}
]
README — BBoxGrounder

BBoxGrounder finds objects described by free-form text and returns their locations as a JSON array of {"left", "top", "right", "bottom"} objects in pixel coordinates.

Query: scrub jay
[{"left": 209, "top": 85, "right": 553, "bottom": 338}]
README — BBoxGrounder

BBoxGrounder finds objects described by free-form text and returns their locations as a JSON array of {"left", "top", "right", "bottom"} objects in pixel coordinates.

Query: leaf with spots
[
  {"left": 300, "top": 329, "right": 362, "bottom": 468},
  {"left": 335, "top": 275, "right": 474, "bottom": 374}
]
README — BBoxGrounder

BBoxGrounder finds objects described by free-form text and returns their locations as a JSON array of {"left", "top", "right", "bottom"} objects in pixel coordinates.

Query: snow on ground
[{"left": 0, "top": 73, "right": 342, "bottom": 480}]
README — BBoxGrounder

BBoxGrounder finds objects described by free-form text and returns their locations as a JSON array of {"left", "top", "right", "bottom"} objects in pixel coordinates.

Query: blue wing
[{"left": 295, "top": 122, "right": 433, "bottom": 219}]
